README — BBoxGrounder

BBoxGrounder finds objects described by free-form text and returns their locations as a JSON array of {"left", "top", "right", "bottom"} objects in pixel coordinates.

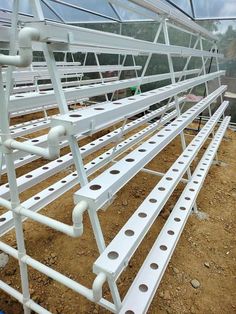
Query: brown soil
[{"left": 0, "top": 116, "right": 235, "bottom": 314}]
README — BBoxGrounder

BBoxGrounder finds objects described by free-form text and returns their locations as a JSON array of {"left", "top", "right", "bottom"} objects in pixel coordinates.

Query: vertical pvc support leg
[
  {"left": 31, "top": 2, "right": 122, "bottom": 309},
  {"left": 0, "top": 69, "right": 31, "bottom": 314}
]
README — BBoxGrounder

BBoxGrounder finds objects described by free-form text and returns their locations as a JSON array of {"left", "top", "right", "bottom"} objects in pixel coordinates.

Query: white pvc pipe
[
  {"left": 0, "top": 28, "right": 40, "bottom": 67},
  {"left": 0, "top": 198, "right": 12, "bottom": 210},
  {"left": 0, "top": 280, "right": 51, "bottom": 314},
  {"left": 92, "top": 272, "right": 107, "bottom": 302},
  {"left": 0, "top": 241, "right": 114, "bottom": 311},
  {"left": 3, "top": 125, "right": 66, "bottom": 160},
  {"left": 12, "top": 201, "right": 88, "bottom": 238}
]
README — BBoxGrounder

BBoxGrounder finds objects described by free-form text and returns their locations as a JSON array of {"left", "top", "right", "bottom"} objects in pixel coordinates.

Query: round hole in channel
[
  {"left": 57, "top": 160, "right": 63, "bottom": 163},
  {"left": 48, "top": 188, "right": 54, "bottom": 191},
  {"left": 31, "top": 139, "right": 39, "bottom": 143},
  {"left": 149, "top": 198, "right": 157, "bottom": 203},
  {"left": 183, "top": 155, "right": 189, "bottom": 158},
  {"left": 138, "top": 149, "right": 146, "bottom": 152},
  {"left": 69, "top": 114, "right": 82, "bottom": 118},
  {"left": 25, "top": 174, "right": 32, "bottom": 178},
  {"left": 174, "top": 217, "right": 181, "bottom": 222},
  {"left": 166, "top": 177, "right": 173, "bottom": 181},
  {"left": 150, "top": 263, "right": 159, "bottom": 270},
  {"left": 138, "top": 212, "right": 147, "bottom": 218},
  {"left": 158, "top": 187, "right": 165, "bottom": 191},
  {"left": 61, "top": 180, "right": 66, "bottom": 183},
  {"left": 113, "top": 102, "right": 122, "bottom": 105},
  {"left": 160, "top": 245, "right": 167, "bottom": 251},
  {"left": 173, "top": 168, "right": 179, "bottom": 172},
  {"left": 193, "top": 181, "right": 199, "bottom": 184},
  {"left": 94, "top": 107, "right": 104, "bottom": 110},
  {"left": 90, "top": 184, "right": 101, "bottom": 190},
  {"left": 178, "top": 161, "right": 184, "bottom": 165},
  {"left": 180, "top": 206, "right": 186, "bottom": 210},
  {"left": 0, "top": 217, "right": 6, "bottom": 222},
  {"left": 72, "top": 173, "right": 77, "bottom": 177},
  {"left": 42, "top": 167, "right": 49, "bottom": 170},
  {"left": 125, "top": 158, "right": 134, "bottom": 162},
  {"left": 34, "top": 196, "right": 40, "bottom": 200},
  {"left": 125, "top": 229, "right": 134, "bottom": 237},
  {"left": 139, "top": 284, "right": 148, "bottom": 292},
  {"left": 108, "top": 251, "right": 119, "bottom": 260},
  {"left": 148, "top": 141, "right": 156, "bottom": 144},
  {"left": 197, "top": 174, "right": 202, "bottom": 177},
  {"left": 167, "top": 230, "right": 175, "bottom": 235},
  {"left": 185, "top": 197, "right": 191, "bottom": 201},
  {"left": 125, "top": 311, "right": 135, "bottom": 314},
  {"left": 110, "top": 170, "right": 120, "bottom": 175},
  {"left": 157, "top": 134, "right": 164, "bottom": 137},
  {"left": 189, "top": 188, "right": 195, "bottom": 192}
]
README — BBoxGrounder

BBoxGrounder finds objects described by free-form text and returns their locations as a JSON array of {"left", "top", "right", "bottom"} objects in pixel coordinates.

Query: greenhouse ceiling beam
[
  {"left": 25, "top": 21, "right": 222, "bottom": 57},
  {"left": 130, "top": 0, "right": 218, "bottom": 41},
  {"left": 49, "top": 0, "right": 121, "bottom": 23}
]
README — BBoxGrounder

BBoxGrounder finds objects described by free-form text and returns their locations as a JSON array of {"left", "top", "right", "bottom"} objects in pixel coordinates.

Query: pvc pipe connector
[
  {"left": 3, "top": 125, "right": 66, "bottom": 160},
  {"left": 0, "top": 27, "right": 40, "bottom": 67},
  {"left": 72, "top": 200, "right": 88, "bottom": 237},
  {"left": 92, "top": 272, "right": 107, "bottom": 302}
]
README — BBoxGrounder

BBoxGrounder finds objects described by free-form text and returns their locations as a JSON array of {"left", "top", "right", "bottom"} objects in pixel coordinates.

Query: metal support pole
[
  {"left": 0, "top": 69, "right": 31, "bottom": 314},
  {"left": 0, "top": 0, "right": 19, "bottom": 183},
  {"left": 134, "top": 21, "right": 163, "bottom": 95},
  {"left": 94, "top": 53, "right": 109, "bottom": 102},
  {"left": 163, "top": 19, "right": 198, "bottom": 212}
]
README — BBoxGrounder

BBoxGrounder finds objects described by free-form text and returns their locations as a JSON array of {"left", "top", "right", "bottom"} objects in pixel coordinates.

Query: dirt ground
[{"left": 0, "top": 111, "right": 235, "bottom": 314}]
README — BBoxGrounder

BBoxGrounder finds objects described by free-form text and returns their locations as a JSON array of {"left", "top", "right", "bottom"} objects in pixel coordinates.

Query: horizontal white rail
[
  {"left": 119, "top": 116, "right": 230, "bottom": 314},
  {"left": 0, "top": 111, "right": 175, "bottom": 235},
  {"left": 74, "top": 86, "right": 226, "bottom": 210},
  {"left": 8, "top": 68, "right": 203, "bottom": 112},
  {"left": 0, "top": 108, "right": 177, "bottom": 200},
  {"left": 93, "top": 101, "right": 229, "bottom": 280},
  {"left": 51, "top": 72, "right": 225, "bottom": 136},
  {"left": 3, "top": 65, "right": 140, "bottom": 85},
  {"left": 1, "top": 98, "right": 179, "bottom": 173},
  {"left": 26, "top": 21, "right": 222, "bottom": 58}
]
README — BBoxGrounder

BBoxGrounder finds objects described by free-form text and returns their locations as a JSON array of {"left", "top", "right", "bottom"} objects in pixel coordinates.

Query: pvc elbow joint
[
  {"left": 47, "top": 125, "right": 67, "bottom": 160},
  {"left": 0, "top": 27, "right": 40, "bottom": 67},
  {"left": 92, "top": 272, "right": 107, "bottom": 302},
  {"left": 72, "top": 200, "right": 88, "bottom": 237}
]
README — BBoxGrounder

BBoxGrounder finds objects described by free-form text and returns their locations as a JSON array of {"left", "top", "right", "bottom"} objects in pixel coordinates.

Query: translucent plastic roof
[
  {"left": 0, "top": 0, "right": 235, "bottom": 24},
  {"left": 167, "top": 0, "right": 236, "bottom": 20}
]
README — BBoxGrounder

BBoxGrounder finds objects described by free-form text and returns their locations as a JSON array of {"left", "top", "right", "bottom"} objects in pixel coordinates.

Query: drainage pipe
[
  {"left": 11, "top": 200, "right": 88, "bottom": 238},
  {"left": 0, "top": 27, "right": 40, "bottom": 67},
  {"left": 3, "top": 125, "right": 66, "bottom": 160}
]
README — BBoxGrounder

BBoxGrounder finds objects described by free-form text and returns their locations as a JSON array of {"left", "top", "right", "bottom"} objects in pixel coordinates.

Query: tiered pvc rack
[{"left": 0, "top": 1, "right": 231, "bottom": 313}]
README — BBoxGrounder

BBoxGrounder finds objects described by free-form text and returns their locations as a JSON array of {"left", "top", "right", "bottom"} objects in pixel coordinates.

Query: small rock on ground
[
  {"left": 190, "top": 279, "right": 200, "bottom": 289},
  {"left": 0, "top": 253, "right": 9, "bottom": 268}
]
